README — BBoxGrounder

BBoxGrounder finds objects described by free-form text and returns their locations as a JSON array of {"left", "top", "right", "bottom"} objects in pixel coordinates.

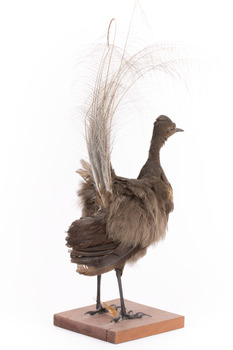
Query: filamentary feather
[{"left": 82, "top": 19, "right": 187, "bottom": 206}]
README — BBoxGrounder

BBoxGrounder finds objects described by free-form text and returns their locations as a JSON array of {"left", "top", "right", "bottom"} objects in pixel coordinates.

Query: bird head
[{"left": 154, "top": 115, "right": 184, "bottom": 142}]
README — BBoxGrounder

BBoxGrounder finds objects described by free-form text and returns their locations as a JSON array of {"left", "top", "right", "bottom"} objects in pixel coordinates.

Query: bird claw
[
  {"left": 85, "top": 304, "right": 122, "bottom": 317},
  {"left": 109, "top": 304, "right": 121, "bottom": 310},
  {"left": 111, "top": 310, "right": 151, "bottom": 323},
  {"left": 85, "top": 307, "right": 108, "bottom": 315}
]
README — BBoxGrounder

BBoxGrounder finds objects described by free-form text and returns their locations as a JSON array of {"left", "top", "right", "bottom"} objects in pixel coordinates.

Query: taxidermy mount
[{"left": 66, "top": 13, "right": 185, "bottom": 322}]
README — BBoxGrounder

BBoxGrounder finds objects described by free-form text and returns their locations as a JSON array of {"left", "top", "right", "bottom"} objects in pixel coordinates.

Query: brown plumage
[
  {"left": 66, "top": 19, "right": 184, "bottom": 321},
  {"left": 66, "top": 116, "right": 182, "bottom": 276}
]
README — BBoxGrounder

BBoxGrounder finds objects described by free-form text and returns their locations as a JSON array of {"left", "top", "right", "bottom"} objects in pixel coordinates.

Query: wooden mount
[{"left": 54, "top": 299, "right": 184, "bottom": 344}]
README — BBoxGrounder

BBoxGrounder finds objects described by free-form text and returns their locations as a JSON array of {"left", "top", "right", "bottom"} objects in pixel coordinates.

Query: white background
[{"left": 1, "top": 0, "right": 233, "bottom": 349}]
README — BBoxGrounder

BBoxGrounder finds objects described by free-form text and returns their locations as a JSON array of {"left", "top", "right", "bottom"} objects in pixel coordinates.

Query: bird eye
[{"left": 170, "top": 127, "right": 175, "bottom": 131}]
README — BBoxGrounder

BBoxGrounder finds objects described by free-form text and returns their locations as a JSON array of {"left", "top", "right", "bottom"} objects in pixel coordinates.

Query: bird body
[{"left": 66, "top": 116, "right": 183, "bottom": 277}]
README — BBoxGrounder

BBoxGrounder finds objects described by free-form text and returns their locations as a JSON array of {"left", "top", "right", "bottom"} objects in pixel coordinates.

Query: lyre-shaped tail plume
[
  {"left": 84, "top": 19, "right": 117, "bottom": 206},
  {"left": 83, "top": 17, "right": 191, "bottom": 207}
]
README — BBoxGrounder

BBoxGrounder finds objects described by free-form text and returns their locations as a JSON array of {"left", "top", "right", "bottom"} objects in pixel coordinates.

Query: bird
[{"left": 66, "top": 19, "right": 184, "bottom": 322}]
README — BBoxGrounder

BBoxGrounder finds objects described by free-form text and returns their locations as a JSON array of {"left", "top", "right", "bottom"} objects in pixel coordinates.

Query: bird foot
[
  {"left": 111, "top": 310, "right": 152, "bottom": 323},
  {"left": 85, "top": 306, "right": 108, "bottom": 316},
  {"left": 85, "top": 303, "right": 120, "bottom": 316},
  {"left": 108, "top": 303, "right": 121, "bottom": 310}
]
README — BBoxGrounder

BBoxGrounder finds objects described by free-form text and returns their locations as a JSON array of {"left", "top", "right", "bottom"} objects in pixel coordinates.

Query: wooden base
[{"left": 54, "top": 299, "right": 184, "bottom": 344}]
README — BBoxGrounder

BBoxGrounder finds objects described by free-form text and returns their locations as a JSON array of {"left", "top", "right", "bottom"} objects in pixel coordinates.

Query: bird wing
[{"left": 66, "top": 215, "right": 140, "bottom": 276}]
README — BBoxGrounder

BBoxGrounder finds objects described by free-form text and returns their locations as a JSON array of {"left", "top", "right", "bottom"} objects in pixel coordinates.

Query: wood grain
[{"left": 54, "top": 299, "right": 184, "bottom": 344}]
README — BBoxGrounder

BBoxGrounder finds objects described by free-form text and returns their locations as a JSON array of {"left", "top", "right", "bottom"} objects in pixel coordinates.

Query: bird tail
[
  {"left": 81, "top": 16, "right": 191, "bottom": 208},
  {"left": 66, "top": 215, "right": 141, "bottom": 276},
  {"left": 83, "top": 19, "right": 119, "bottom": 207}
]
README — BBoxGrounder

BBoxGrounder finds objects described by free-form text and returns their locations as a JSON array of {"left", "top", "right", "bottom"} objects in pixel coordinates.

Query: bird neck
[
  {"left": 148, "top": 134, "right": 164, "bottom": 163},
  {"left": 138, "top": 131, "right": 165, "bottom": 179}
]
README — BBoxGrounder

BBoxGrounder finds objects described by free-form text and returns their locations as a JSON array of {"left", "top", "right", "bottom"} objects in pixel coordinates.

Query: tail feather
[
  {"left": 66, "top": 215, "right": 140, "bottom": 276},
  {"left": 83, "top": 18, "right": 189, "bottom": 208}
]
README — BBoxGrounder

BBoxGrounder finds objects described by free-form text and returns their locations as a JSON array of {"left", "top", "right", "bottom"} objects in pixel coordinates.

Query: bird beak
[{"left": 176, "top": 128, "right": 184, "bottom": 132}]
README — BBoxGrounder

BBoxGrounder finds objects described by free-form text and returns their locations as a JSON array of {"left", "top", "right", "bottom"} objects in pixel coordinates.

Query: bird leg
[
  {"left": 96, "top": 274, "right": 101, "bottom": 309},
  {"left": 85, "top": 275, "right": 108, "bottom": 315},
  {"left": 111, "top": 268, "right": 151, "bottom": 322}
]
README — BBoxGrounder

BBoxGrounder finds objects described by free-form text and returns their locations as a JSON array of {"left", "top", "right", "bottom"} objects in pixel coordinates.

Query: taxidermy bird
[{"left": 66, "top": 18, "right": 184, "bottom": 322}]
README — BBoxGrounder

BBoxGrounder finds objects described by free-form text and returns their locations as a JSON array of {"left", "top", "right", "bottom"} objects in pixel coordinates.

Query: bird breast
[{"left": 105, "top": 176, "right": 173, "bottom": 249}]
